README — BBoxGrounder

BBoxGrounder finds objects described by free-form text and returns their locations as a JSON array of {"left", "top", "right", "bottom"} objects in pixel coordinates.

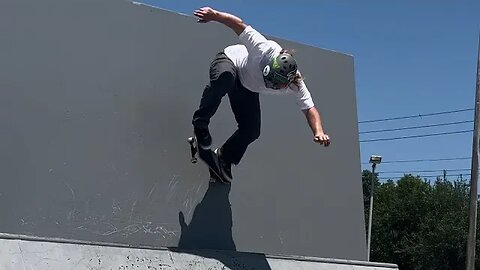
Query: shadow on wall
[
  {"left": 177, "top": 181, "right": 235, "bottom": 251},
  {"left": 175, "top": 181, "right": 272, "bottom": 270}
]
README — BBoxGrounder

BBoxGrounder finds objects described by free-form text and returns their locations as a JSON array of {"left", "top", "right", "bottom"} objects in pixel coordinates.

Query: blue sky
[{"left": 139, "top": 0, "right": 479, "bottom": 183}]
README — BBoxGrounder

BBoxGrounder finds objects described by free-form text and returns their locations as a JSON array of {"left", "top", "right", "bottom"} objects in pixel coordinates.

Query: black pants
[{"left": 192, "top": 53, "right": 261, "bottom": 165}]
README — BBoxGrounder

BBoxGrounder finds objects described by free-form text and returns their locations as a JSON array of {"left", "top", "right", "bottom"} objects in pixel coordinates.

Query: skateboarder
[{"left": 192, "top": 7, "right": 331, "bottom": 181}]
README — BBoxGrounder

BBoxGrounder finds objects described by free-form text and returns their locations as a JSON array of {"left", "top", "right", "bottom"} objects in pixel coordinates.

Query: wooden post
[{"left": 466, "top": 33, "right": 480, "bottom": 270}]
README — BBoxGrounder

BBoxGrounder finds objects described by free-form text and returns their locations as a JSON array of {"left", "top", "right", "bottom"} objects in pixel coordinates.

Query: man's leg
[
  {"left": 192, "top": 53, "right": 236, "bottom": 149},
  {"left": 218, "top": 83, "right": 261, "bottom": 177}
]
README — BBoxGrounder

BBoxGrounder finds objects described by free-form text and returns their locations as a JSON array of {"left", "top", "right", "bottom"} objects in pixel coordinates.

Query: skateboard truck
[{"left": 187, "top": 136, "right": 198, "bottom": 163}]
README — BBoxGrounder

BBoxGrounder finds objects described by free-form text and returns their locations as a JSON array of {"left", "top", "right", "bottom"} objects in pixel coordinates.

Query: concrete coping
[{"left": 0, "top": 232, "right": 398, "bottom": 268}]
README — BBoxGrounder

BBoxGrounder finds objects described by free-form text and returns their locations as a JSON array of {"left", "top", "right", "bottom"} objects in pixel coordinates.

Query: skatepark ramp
[
  {"left": 0, "top": 233, "right": 398, "bottom": 270},
  {"left": 0, "top": 0, "right": 397, "bottom": 268}
]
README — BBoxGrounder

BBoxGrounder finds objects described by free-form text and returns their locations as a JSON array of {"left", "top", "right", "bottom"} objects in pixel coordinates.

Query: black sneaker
[
  {"left": 194, "top": 127, "right": 212, "bottom": 150},
  {"left": 214, "top": 148, "right": 232, "bottom": 182}
]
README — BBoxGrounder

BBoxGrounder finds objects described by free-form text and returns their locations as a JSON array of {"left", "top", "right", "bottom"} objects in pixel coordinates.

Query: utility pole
[
  {"left": 466, "top": 33, "right": 480, "bottom": 270},
  {"left": 367, "top": 155, "right": 382, "bottom": 261}
]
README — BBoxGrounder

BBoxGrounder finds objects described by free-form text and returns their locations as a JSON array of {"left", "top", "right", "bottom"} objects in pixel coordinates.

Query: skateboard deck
[{"left": 188, "top": 136, "right": 229, "bottom": 183}]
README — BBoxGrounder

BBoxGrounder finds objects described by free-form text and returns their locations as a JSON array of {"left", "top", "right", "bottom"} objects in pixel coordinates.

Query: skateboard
[{"left": 187, "top": 136, "right": 230, "bottom": 184}]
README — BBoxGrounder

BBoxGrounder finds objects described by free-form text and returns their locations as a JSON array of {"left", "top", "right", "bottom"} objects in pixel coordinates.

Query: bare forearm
[
  {"left": 304, "top": 107, "right": 330, "bottom": 146},
  {"left": 194, "top": 7, "right": 246, "bottom": 35},
  {"left": 213, "top": 11, "right": 247, "bottom": 35},
  {"left": 304, "top": 107, "right": 324, "bottom": 135}
]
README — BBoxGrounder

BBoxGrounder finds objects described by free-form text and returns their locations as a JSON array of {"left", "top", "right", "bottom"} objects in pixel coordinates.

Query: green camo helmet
[{"left": 263, "top": 52, "right": 297, "bottom": 89}]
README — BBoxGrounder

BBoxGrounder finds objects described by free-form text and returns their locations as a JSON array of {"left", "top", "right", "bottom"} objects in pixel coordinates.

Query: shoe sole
[{"left": 198, "top": 142, "right": 212, "bottom": 150}]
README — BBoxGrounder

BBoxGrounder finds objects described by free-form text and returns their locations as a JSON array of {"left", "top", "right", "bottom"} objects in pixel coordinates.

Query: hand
[
  {"left": 314, "top": 133, "right": 330, "bottom": 147},
  {"left": 193, "top": 7, "right": 218, "bottom": 23}
]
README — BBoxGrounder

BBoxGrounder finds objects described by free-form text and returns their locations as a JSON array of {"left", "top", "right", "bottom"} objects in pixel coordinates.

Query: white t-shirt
[{"left": 224, "top": 25, "right": 315, "bottom": 111}]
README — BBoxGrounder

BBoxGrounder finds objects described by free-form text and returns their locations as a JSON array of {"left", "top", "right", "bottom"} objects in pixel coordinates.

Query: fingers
[
  {"left": 314, "top": 135, "right": 330, "bottom": 147},
  {"left": 193, "top": 7, "right": 213, "bottom": 23},
  {"left": 193, "top": 10, "right": 205, "bottom": 22},
  {"left": 193, "top": 8, "right": 206, "bottom": 17}
]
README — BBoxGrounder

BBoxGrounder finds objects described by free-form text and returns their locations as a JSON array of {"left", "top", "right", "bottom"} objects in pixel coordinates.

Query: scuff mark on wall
[
  {"left": 63, "top": 181, "right": 76, "bottom": 200},
  {"left": 74, "top": 215, "right": 178, "bottom": 239},
  {"left": 128, "top": 200, "right": 137, "bottom": 223},
  {"left": 112, "top": 199, "right": 122, "bottom": 217},
  {"left": 147, "top": 182, "right": 158, "bottom": 200},
  {"left": 166, "top": 175, "right": 179, "bottom": 202}
]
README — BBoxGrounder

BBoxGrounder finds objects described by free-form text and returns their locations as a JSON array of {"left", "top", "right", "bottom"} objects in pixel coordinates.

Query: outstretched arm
[
  {"left": 193, "top": 7, "right": 247, "bottom": 36},
  {"left": 303, "top": 107, "right": 331, "bottom": 147}
]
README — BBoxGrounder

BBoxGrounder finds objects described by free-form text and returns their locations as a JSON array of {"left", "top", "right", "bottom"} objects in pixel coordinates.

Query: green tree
[{"left": 362, "top": 171, "right": 479, "bottom": 270}]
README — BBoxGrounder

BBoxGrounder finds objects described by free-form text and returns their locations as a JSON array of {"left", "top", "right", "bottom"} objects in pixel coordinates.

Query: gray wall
[{"left": 0, "top": 0, "right": 365, "bottom": 260}]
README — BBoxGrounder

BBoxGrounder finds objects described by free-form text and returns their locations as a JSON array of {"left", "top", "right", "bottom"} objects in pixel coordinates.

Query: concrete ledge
[{"left": 0, "top": 233, "right": 398, "bottom": 270}]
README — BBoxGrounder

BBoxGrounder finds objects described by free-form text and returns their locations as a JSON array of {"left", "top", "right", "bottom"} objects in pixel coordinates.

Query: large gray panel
[{"left": 0, "top": 0, "right": 364, "bottom": 260}]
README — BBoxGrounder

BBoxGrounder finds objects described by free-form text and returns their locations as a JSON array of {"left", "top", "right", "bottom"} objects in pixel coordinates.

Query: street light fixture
[
  {"left": 367, "top": 155, "right": 382, "bottom": 261},
  {"left": 370, "top": 155, "right": 382, "bottom": 165}
]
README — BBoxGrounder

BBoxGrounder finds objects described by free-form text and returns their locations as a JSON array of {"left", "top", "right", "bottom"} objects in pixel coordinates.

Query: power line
[
  {"left": 378, "top": 168, "right": 472, "bottom": 174},
  {"left": 361, "top": 157, "right": 471, "bottom": 165},
  {"left": 380, "top": 173, "right": 471, "bottom": 179},
  {"left": 360, "top": 130, "right": 473, "bottom": 143},
  {"left": 359, "top": 108, "right": 474, "bottom": 124},
  {"left": 360, "top": 120, "right": 474, "bottom": 134}
]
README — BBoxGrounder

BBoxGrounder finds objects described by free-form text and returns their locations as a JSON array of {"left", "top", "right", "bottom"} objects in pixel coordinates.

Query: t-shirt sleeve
[
  {"left": 238, "top": 25, "right": 273, "bottom": 54},
  {"left": 290, "top": 79, "right": 315, "bottom": 111}
]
